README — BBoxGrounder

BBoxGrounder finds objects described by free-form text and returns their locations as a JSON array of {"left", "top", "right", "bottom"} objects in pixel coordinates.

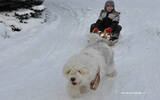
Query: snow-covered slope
[{"left": 0, "top": 0, "right": 160, "bottom": 100}]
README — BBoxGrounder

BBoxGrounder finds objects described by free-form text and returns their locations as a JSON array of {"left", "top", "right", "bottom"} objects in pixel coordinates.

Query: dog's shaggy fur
[
  {"left": 88, "top": 33, "right": 102, "bottom": 43},
  {"left": 88, "top": 33, "right": 118, "bottom": 46},
  {"left": 63, "top": 34, "right": 116, "bottom": 97}
]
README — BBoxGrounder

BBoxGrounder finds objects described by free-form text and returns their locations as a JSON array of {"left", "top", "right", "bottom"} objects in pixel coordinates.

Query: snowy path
[
  {"left": 0, "top": 0, "right": 91, "bottom": 100},
  {"left": 0, "top": 0, "right": 160, "bottom": 100}
]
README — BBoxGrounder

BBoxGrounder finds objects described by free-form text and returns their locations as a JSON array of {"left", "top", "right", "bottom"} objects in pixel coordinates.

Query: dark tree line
[{"left": 0, "top": 0, "right": 44, "bottom": 11}]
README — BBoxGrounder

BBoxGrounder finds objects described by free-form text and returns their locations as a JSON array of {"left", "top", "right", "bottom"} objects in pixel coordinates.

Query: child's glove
[
  {"left": 105, "top": 27, "right": 112, "bottom": 33},
  {"left": 93, "top": 27, "right": 99, "bottom": 33}
]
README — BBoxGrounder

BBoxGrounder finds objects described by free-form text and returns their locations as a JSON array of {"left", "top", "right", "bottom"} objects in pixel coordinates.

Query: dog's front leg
[
  {"left": 80, "top": 85, "right": 89, "bottom": 94},
  {"left": 67, "top": 84, "right": 81, "bottom": 98}
]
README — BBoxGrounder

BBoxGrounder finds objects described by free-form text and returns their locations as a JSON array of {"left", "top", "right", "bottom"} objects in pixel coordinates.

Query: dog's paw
[{"left": 107, "top": 70, "right": 117, "bottom": 77}]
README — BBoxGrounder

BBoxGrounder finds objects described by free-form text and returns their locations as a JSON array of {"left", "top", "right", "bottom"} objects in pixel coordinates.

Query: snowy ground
[
  {"left": 0, "top": 0, "right": 160, "bottom": 100},
  {"left": 0, "top": 5, "right": 46, "bottom": 37}
]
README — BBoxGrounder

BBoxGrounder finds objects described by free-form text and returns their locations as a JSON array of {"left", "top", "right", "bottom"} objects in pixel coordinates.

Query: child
[{"left": 90, "top": 0, "right": 122, "bottom": 42}]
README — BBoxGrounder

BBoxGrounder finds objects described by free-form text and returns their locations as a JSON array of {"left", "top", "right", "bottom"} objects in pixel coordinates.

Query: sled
[{"left": 91, "top": 28, "right": 118, "bottom": 46}]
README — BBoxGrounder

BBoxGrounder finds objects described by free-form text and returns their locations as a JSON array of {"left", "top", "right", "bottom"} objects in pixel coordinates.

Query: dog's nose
[{"left": 70, "top": 77, "right": 76, "bottom": 82}]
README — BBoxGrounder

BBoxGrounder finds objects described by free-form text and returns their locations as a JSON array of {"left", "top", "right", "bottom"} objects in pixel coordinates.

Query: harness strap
[{"left": 90, "top": 67, "right": 100, "bottom": 90}]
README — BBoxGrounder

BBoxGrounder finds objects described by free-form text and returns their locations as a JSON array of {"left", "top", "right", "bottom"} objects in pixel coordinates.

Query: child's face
[{"left": 106, "top": 6, "right": 114, "bottom": 12}]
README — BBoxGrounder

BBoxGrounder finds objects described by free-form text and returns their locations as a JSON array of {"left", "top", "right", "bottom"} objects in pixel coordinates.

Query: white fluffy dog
[{"left": 63, "top": 34, "right": 116, "bottom": 97}]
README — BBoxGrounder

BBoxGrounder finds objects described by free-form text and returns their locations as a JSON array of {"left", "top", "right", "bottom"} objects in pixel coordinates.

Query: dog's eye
[
  {"left": 66, "top": 70, "right": 71, "bottom": 74},
  {"left": 78, "top": 70, "right": 82, "bottom": 74}
]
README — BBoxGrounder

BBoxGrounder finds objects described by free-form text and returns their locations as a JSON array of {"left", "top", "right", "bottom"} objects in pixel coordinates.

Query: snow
[
  {"left": 0, "top": 23, "right": 11, "bottom": 38},
  {"left": 15, "top": 9, "right": 35, "bottom": 16},
  {"left": 32, "top": 5, "right": 45, "bottom": 11},
  {"left": 0, "top": 0, "right": 160, "bottom": 100},
  {"left": 0, "top": 7, "right": 46, "bottom": 36}
]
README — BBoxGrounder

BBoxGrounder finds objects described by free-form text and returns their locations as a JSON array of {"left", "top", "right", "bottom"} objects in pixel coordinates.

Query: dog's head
[{"left": 63, "top": 65, "right": 89, "bottom": 86}]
